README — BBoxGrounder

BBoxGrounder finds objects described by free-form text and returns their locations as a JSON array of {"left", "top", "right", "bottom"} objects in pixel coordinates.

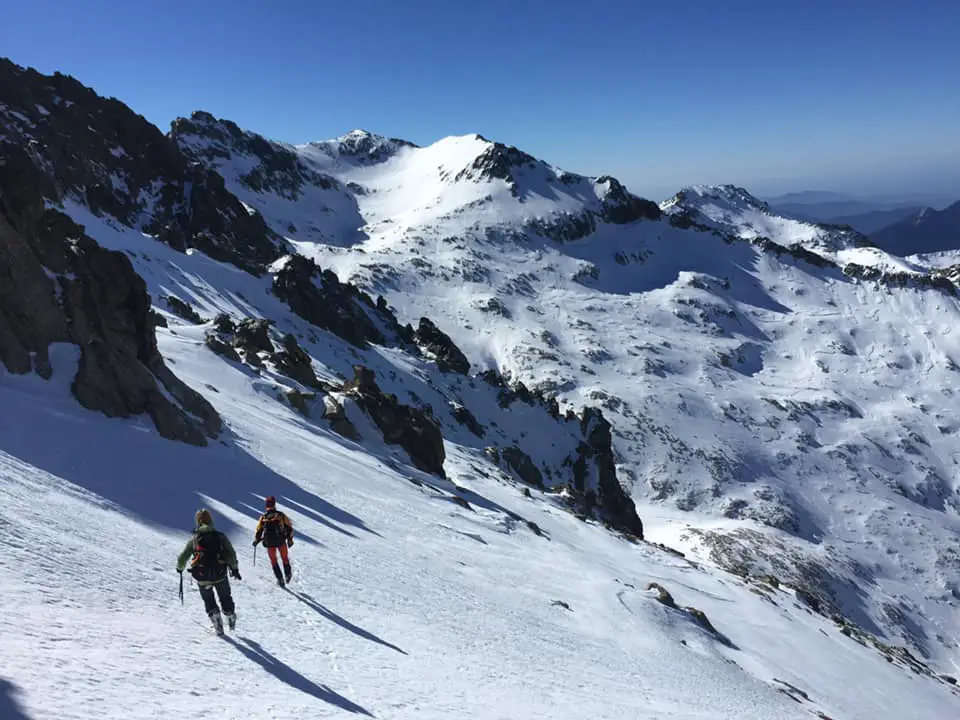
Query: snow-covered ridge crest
[
  {"left": 174, "top": 117, "right": 663, "bottom": 254},
  {"left": 663, "top": 183, "right": 875, "bottom": 257}
]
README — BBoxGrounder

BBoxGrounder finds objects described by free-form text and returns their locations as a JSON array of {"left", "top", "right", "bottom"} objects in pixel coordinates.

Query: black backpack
[
  {"left": 261, "top": 510, "right": 286, "bottom": 548},
  {"left": 190, "top": 529, "right": 226, "bottom": 582}
]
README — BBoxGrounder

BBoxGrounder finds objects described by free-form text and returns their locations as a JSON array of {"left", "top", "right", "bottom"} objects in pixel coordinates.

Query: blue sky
[{"left": 3, "top": 0, "right": 959, "bottom": 199}]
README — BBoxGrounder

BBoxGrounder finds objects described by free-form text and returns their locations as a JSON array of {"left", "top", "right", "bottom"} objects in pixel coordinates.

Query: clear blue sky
[{"left": 3, "top": 0, "right": 959, "bottom": 199}]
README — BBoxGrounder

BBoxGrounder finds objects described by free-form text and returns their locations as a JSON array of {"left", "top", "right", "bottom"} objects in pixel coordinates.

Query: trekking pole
[
  {"left": 253, "top": 544, "right": 257, "bottom": 566},
  {"left": 178, "top": 572, "right": 184, "bottom": 605}
]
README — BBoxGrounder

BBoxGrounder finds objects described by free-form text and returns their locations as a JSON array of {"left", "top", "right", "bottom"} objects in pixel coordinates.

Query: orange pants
[{"left": 267, "top": 545, "right": 289, "bottom": 566}]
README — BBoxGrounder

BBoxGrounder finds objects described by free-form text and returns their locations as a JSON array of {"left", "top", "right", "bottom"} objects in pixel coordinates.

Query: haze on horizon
[{"left": 2, "top": 0, "right": 959, "bottom": 202}]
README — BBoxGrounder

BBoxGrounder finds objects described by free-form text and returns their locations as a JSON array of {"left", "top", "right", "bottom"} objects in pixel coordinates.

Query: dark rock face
[
  {"left": 450, "top": 402, "right": 484, "bottom": 437},
  {"left": 272, "top": 254, "right": 413, "bottom": 349},
  {"left": 414, "top": 317, "right": 470, "bottom": 375},
  {"left": 321, "top": 395, "right": 361, "bottom": 440},
  {"left": 457, "top": 141, "right": 538, "bottom": 185},
  {"left": 501, "top": 446, "right": 544, "bottom": 488},
  {"left": 164, "top": 296, "right": 205, "bottom": 324},
  {"left": 526, "top": 211, "right": 597, "bottom": 243},
  {"left": 596, "top": 176, "right": 662, "bottom": 224},
  {"left": 274, "top": 334, "right": 321, "bottom": 389},
  {"left": 234, "top": 318, "right": 274, "bottom": 359},
  {"left": 0, "top": 59, "right": 282, "bottom": 275},
  {"left": 523, "top": 178, "right": 660, "bottom": 243},
  {"left": 331, "top": 130, "right": 417, "bottom": 163},
  {"left": 576, "top": 407, "right": 644, "bottom": 538},
  {"left": 204, "top": 314, "right": 320, "bottom": 389},
  {"left": 344, "top": 366, "right": 446, "bottom": 476},
  {"left": 173, "top": 111, "right": 340, "bottom": 201},
  {"left": 0, "top": 144, "right": 220, "bottom": 445}
]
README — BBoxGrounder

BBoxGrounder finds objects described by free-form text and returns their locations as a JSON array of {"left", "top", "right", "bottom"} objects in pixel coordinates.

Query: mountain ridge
[
  {"left": 2, "top": 56, "right": 960, "bottom": 717},
  {"left": 170, "top": 104, "right": 960, "bottom": 672}
]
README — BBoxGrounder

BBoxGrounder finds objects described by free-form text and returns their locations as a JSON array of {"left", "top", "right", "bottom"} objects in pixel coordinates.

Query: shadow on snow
[
  {"left": 287, "top": 590, "right": 407, "bottom": 656},
  {"left": 0, "top": 677, "right": 33, "bottom": 720},
  {"left": 0, "top": 380, "right": 376, "bottom": 545},
  {"left": 225, "top": 636, "right": 374, "bottom": 716}
]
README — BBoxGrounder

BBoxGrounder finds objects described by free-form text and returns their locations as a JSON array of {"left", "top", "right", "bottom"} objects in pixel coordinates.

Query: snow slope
[
  {"left": 3, "top": 317, "right": 958, "bottom": 719},
  {"left": 168, "top": 122, "right": 960, "bottom": 675}
]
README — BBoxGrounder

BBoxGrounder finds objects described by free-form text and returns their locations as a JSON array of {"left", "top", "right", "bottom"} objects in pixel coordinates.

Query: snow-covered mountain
[
  {"left": 171, "top": 114, "right": 960, "bottom": 669},
  {"left": 2, "top": 57, "right": 960, "bottom": 719}
]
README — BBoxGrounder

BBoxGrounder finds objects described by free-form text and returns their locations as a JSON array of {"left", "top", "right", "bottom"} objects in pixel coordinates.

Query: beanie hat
[{"left": 265, "top": 496, "right": 276, "bottom": 508}]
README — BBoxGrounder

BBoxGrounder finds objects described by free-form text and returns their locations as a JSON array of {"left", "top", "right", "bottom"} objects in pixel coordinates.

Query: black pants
[{"left": 198, "top": 578, "right": 235, "bottom": 616}]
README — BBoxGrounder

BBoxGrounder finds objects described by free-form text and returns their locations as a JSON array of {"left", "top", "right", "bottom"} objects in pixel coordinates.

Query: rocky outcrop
[
  {"left": 204, "top": 314, "right": 321, "bottom": 389},
  {"left": 274, "top": 333, "right": 321, "bottom": 389},
  {"left": 273, "top": 255, "right": 414, "bottom": 349},
  {"left": 343, "top": 366, "right": 446, "bottom": 476},
  {"left": 457, "top": 141, "right": 537, "bottom": 185},
  {"left": 164, "top": 296, "right": 205, "bottom": 324},
  {"left": 0, "top": 144, "right": 220, "bottom": 445},
  {"left": 524, "top": 179, "right": 660, "bottom": 243},
  {"left": 526, "top": 211, "right": 597, "bottom": 243},
  {"left": 234, "top": 318, "right": 274, "bottom": 364},
  {"left": 501, "top": 446, "right": 544, "bottom": 488},
  {"left": 173, "top": 111, "right": 340, "bottom": 201},
  {"left": 329, "top": 129, "right": 417, "bottom": 163},
  {"left": 414, "top": 317, "right": 470, "bottom": 374},
  {"left": 322, "top": 395, "right": 361, "bottom": 440},
  {"left": 450, "top": 402, "right": 484, "bottom": 437},
  {"left": 575, "top": 408, "right": 644, "bottom": 538},
  {"left": 0, "top": 59, "right": 282, "bottom": 275},
  {"left": 596, "top": 176, "right": 662, "bottom": 224}
]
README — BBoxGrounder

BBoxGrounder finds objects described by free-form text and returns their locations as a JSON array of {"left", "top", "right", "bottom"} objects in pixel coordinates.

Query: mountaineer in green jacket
[{"left": 176, "top": 509, "right": 241, "bottom": 635}]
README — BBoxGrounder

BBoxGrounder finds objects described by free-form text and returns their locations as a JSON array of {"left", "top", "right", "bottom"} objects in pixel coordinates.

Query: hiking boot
[
  {"left": 283, "top": 563, "right": 293, "bottom": 583},
  {"left": 225, "top": 613, "right": 237, "bottom": 631},
  {"left": 272, "top": 564, "right": 286, "bottom": 587},
  {"left": 209, "top": 611, "right": 224, "bottom": 636}
]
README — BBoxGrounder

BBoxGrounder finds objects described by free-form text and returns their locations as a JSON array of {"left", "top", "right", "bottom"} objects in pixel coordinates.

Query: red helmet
[{"left": 265, "top": 495, "right": 276, "bottom": 508}]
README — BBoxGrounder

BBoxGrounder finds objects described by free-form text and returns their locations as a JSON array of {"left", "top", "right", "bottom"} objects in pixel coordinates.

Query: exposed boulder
[
  {"left": 322, "top": 395, "right": 361, "bottom": 440},
  {"left": 343, "top": 365, "right": 446, "bottom": 476},
  {"left": 285, "top": 389, "right": 315, "bottom": 417},
  {"left": 414, "top": 317, "right": 470, "bottom": 375},
  {"left": 0, "top": 144, "right": 220, "bottom": 445}
]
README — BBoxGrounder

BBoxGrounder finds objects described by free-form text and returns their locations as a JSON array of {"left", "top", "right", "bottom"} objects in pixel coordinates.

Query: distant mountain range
[
  {"left": 762, "top": 190, "right": 958, "bottom": 235},
  {"left": 870, "top": 201, "right": 960, "bottom": 255}
]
